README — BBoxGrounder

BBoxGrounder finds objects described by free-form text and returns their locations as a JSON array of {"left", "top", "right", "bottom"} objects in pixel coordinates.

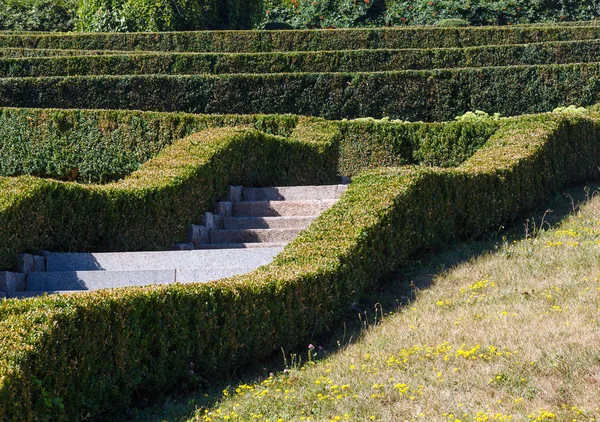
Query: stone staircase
[{"left": 0, "top": 183, "right": 348, "bottom": 299}]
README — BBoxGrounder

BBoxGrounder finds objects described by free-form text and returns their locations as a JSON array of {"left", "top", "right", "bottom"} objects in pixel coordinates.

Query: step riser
[
  {"left": 242, "top": 185, "right": 348, "bottom": 201},
  {"left": 45, "top": 248, "right": 283, "bottom": 272},
  {"left": 27, "top": 267, "right": 256, "bottom": 291},
  {"left": 233, "top": 200, "right": 336, "bottom": 217},
  {"left": 210, "top": 228, "right": 302, "bottom": 244},
  {"left": 223, "top": 216, "right": 315, "bottom": 230}
]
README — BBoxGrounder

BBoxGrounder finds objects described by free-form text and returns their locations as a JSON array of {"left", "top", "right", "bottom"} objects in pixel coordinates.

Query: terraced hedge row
[
  {"left": 0, "top": 110, "right": 598, "bottom": 420},
  {"left": 5, "top": 39, "right": 600, "bottom": 76},
  {"left": 3, "top": 24, "right": 600, "bottom": 52},
  {"left": 0, "top": 107, "right": 498, "bottom": 270},
  {"left": 2, "top": 62, "right": 599, "bottom": 120}
]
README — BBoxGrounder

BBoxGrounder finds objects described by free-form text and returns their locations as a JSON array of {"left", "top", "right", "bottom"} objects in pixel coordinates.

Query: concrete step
[
  {"left": 44, "top": 247, "right": 283, "bottom": 272},
  {"left": 242, "top": 184, "right": 348, "bottom": 201},
  {"left": 198, "top": 242, "right": 288, "bottom": 249},
  {"left": 223, "top": 216, "right": 315, "bottom": 230},
  {"left": 233, "top": 200, "right": 337, "bottom": 217},
  {"left": 210, "top": 228, "right": 302, "bottom": 244},
  {"left": 0, "top": 271, "right": 26, "bottom": 293},
  {"left": 27, "top": 267, "right": 256, "bottom": 291}
]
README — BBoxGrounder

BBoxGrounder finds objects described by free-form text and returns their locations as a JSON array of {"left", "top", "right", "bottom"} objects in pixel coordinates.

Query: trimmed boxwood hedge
[
  {"left": 2, "top": 62, "right": 599, "bottom": 121},
  {"left": 0, "top": 107, "right": 500, "bottom": 270},
  {"left": 5, "top": 38, "right": 600, "bottom": 76},
  {"left": 3, "top": 24, "right": 600, "bottom": 52},
  {"left": 0, "top": 122, "right": 339, "bottom": 271},
  {"left": 0, "top": 110, "right": 598, "bottom": 420},
  {"left": 0, "top": 108, "right": 299, "bottom": 183}
]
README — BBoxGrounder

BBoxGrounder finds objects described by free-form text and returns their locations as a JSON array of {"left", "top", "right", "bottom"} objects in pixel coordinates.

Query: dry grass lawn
[{"left": 188, "top": 188, "right": 600, "bottom": 422}]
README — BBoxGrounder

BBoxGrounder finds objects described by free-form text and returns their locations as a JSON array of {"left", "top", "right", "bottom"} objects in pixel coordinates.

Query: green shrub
[
  {"left": 1, "top": 62, "right": 599, "bottom": 121},
  {"left": 3, "top": 24, "right": 600, "bottom": 52},
  {"left": 75, "top": 0, "right": 263, "bottom": 31},
  {"left": 260, "top": 0, "right": 377, "bottom": 29},
  {"left": 0, "top": 0, "right": 76, "bottom": 31},
  {"left": 6, "top": 38, "right": 600, "bottom": 76},
  {"left": 385, "top": 0, "right": 600, "bottom": 27},
  {"left": 436, "top": 18, "right": 470, "bottom": 27},
  {"left": 1, "top": 111, "right": 599, "bottom": 420}
]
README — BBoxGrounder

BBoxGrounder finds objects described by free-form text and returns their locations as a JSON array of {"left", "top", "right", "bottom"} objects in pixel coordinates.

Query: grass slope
[{"left": 190, "top": 187, "right": 600, "bottom": 421}]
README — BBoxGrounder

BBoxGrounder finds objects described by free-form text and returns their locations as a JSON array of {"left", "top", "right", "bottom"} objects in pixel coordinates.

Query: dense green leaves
[
  {"left": 385, "top": 0, "right": 600, "bottom": 27},
  {"left": 5, "top": 39, "right": 600, "bottom": 77}
]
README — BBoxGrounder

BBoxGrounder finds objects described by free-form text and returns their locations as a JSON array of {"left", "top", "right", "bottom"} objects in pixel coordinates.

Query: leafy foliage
[
  {"left": 0, "top": 0, "right": 76, "bottom": 31},
  {"left": 385, "top": 0, "right": 600, "bottom": 26},
  {"left": 75, "top": 0, "right": 263, "bottom": 31}
]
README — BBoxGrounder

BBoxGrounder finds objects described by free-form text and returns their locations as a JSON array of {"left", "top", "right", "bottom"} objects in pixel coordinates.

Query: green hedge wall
[
  {"left": 2, "top": 62, "right": 599, "bottom": 120},
  {"left": 0, "top": 108, "right": 500, "bottom": 269},
  {"left": 0, "top": 111, "right": 598, "bottom": 420},
  {"left": 0, "top": 123, "right": 338, "bottom": 271},
  {"left": 0, "top": 108, "right": 299, "bottom": 183},
  {"left": 3, "top": 24, "right": 600, "bottom": 52},
  {"left": 5, "top": 39, "right": 600, "bottom": 76}
]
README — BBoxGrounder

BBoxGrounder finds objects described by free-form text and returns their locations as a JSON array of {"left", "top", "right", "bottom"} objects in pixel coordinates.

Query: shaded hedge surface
[
  {"left": 0, "top": 107, "right": 499, "bottom": 270},
  {"left": 3, "top": 25, "right": 600, "bottom": 52},
  {"left": 1, "top": 111, "right": 599, "bottom": 420},
  {"left": 1, "top": 62, "right": 599, "bottom": 121},
  {"left": 5, "top": 38, "right": 600, "bottom": 76},
  {"left": 0, "top": 108, "right": 299, "bottom": 183}
]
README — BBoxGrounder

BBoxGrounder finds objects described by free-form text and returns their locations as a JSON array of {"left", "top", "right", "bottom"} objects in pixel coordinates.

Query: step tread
[
  {"left": 223, "top": 216, "right": 315, "bottom": 229},
  {"left": 27, "top": 267, "right": 258, "bottom": 291},
  {"left": 242, "top": 184, "right": 348, "bottom": 201},
  {"left": 232, "top": 199, "right": 337, "bottom": 217},
  {"left": 209, "top": 227, "right": 303, "bottom": 245},
  {"left": 44, "top": 247, "right": 283, "bottom": 272}
]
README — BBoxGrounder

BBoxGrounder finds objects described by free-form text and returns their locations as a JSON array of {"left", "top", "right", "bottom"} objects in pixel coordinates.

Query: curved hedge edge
[
  {"left": 1, "top": 62, "right": 599, "bottom": 121},
  {"left": 2, "top": 24, "right": 600, "bottom": 52},
  {"left": 4, "top": 38, "right": 600, "bottom": 77},
  {"left": 1, "top": 111, "right": 600, "bottom": 420},
  {"left": 0, "top": 124, "right": 338, "bottom": 270}
]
